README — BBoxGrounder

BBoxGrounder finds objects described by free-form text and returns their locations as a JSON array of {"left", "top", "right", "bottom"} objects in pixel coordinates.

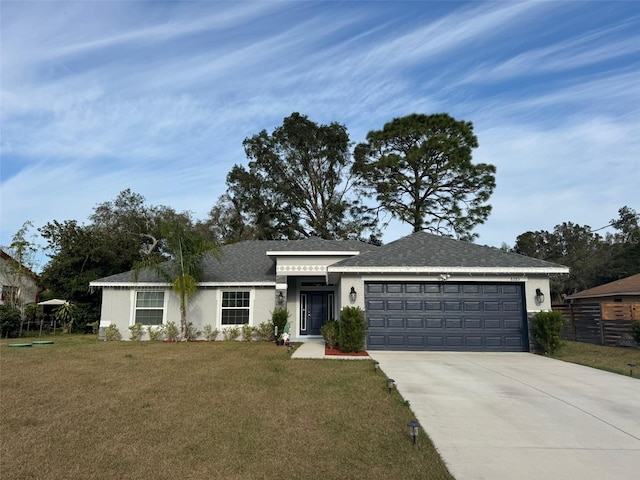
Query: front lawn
[
  {"left": 0, "top": 335, "right": 452, "bottom": 480},
  {"left": 551, "top": 340, "right": 640, "bottom": 378}
]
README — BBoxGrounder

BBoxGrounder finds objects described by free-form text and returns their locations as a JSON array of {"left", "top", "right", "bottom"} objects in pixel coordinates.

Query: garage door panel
[
  {"left": 406, "top": 318, "right": 424, "bottom": 329},
  {"left": 386, "top": 284, "right": 403, "bottom": 294},
  {"left": 368, "top": 316, "right": 385, "bottom": 328},
  {"left": 506, "top": 337, "right": 524, "bottom": 347},
  {"left": 464, "top": 318, "right": 482, "bottom": 329},
  {"left": 445, "top": 318, "right": 462, "bottom": 328},
  {"left": 427, "top": 336, "right": 445, "bottom": 347},
  {"left": 366, "top": 282, "right": 528, "bottom": 352},
  {"left": 504, "top": 319, "right": 523, "bottom": 329},
  {"left": 407, "top": 335, "right": 425, "bottom": 346},
  {"left": 387, "top": 335, "right": 406, "bottom": 346},
  {"left": 503, "top": 301, "right": 521, "bottom": 312},
  {"left": 387, "top": 317, "right": 404, "bottom": 328},
  {"left": 443, "top": 284, "right": 462, "bottom": 294},
  {"left": 427, "top": 318, "right": 444, "bottom": 328},
  {"left": 465, "top": 336, "right": 483, "bottom": 347},
  {"left": 464, "top": 301, "right": 481, "bottom": 311},
  {"left": 485, "top": 319, "right": 502, "bottom": 329},
  {"left": 405, "top": 300, "right": 423, "bottom": 310},
  {"left": 483, "top": 285, "right": 499, "bottom": 294},
  {"left": 386, "top": 300, "right": 404, "bottom": 310},
  {"left": 425, "top": 301, "right": 442, "bottom": 311},
  {"left": 444, "top": 301, "right": 462, "bottom": 311},
  {"left": 367, "top": 299, "right": 385, "bottom": 311},
  {"left": 502, "top": 284, "right": 520, "bottom": 294},
  {"left": 483, "top": 301, "right": 500, "bottom": 311}
]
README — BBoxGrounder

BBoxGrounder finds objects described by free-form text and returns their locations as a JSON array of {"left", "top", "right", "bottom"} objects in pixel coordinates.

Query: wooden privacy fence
[{"left": 554, "top": 302, "right": 639, "bottom": 347}]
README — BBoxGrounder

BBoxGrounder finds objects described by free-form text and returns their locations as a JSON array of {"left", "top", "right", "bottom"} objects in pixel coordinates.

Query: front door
[{"left": 300, "top": 291, "right": 330, "bottom": 335}]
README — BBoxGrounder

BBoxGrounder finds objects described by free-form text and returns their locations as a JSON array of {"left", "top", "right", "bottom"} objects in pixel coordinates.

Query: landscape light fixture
[
  {"left": 387, "top": 378, "right": 395, "bottom": 394},
  {"left": 277, "top": 291, "right": 284, "bottom": 305},
  {"left": 628, "top": 363, "right": 637, "bottom": 377},
  {"left": 535, "top": 288, "right": 545, "bottom": 304},
  {"left": 373, "top": 360, "right": 380, "bottom": 371},
  {"left": 349, "top": 286, "right": 357, "bottom": 303},
  {"left": 407, "top": 421, "right": 420, "bottom": 446}
]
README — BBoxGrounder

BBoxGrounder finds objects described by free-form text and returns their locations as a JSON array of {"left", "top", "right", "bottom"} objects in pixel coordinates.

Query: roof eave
[{"left": 328, "top": 266, "right": 570, "bottom": 274}]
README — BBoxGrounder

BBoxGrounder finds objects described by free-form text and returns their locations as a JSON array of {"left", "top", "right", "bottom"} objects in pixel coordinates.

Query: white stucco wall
[{"left": 99, "top": 285, "right": 277, "bottom": 340}]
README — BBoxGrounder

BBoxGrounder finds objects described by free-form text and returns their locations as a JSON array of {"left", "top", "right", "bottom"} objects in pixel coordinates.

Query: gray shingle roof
[
  {"left": 90, "top": 232, "right": 567, "bottom": 286},
  {"left": 91, "top": 238, "right": 376, "bottom": 285},
  {"left": 332, "top": 232, "right": 568, "bottom": 270}
]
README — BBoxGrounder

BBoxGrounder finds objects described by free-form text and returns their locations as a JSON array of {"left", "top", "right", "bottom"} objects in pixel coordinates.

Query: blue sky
[{"left": 1, "top": 0, "right": 639, "bottom": 265}]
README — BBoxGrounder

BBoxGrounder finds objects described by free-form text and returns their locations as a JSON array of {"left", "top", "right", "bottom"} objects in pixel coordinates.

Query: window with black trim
[
  {"left": 135, "top": 291, "right": 165, "bottom": 325},
  {"left": 222, "top": 291, "right": 250, "bottom": 325}
]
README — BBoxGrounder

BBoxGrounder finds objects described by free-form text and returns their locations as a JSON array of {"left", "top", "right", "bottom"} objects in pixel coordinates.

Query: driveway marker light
[
  {"left": 287, "top": 343, "right": 293, "bottom": 353},
  {"left": 407, "top": 421, "right": 420, "bottom": 446},
  {"left": 373, "top": 361, "right": 380, "bottom": 371},
  {"left": 387, "top": 378, "right": 395, "bottom": 394},
  {"left": 628, "top": 363, "right": 637, "bottom": 377}
]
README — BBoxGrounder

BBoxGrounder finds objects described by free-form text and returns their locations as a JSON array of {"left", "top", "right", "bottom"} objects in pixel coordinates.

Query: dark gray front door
[
  {"left": 301, "top": 291, "right": 328, "bottom": 335},
  {"left": 365, "top": 282, "right": 528, "bottom": 351}
]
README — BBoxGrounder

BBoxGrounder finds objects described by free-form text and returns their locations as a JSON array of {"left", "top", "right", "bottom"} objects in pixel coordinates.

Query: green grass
[
  {"left": 0, "top": 335, "right": 452, "bottom": 480},
  {"left": 551, "top": 340, "right": 640, "bottom": 378}
]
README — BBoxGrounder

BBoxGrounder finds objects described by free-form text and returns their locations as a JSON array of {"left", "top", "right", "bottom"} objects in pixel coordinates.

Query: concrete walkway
[
  {"left": 369, "top": 351, "right": 640, "bottom": 480},
  {"left": 291, "top": 339, "right": 370, "bottom": 360}
]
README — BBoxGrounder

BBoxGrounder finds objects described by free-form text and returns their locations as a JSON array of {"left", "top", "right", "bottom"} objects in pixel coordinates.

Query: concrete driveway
[{"left": 369, "top": 352, "right": 640, "bottom": 480}]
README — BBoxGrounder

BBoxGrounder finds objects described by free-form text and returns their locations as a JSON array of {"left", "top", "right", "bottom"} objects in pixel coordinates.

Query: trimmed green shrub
[
  {"left": 632, "top": 321, "right": 640, "bottom": 345},
  {"left": 320, "top": 320, "right": 339, "bottom": 349},
  {"left": 104, "top": 324, "right": 121, "bottom": 341},
  {"left": 203, "top": 324, "right": 219, "bottom": 341},
  {"left": 147, "top": 324, "right": 165, "bottom": 341},
  {"left": 129, "top": 323, "right": 144, "bottom": 341},
  {"left": 165, "top": 322, "right": 180, "bottom": 342},
  {"left": 241, "top": 324, "right": 255, "bottom": 341},
  {"left": 271, "top": 309, "right": 289, "bottom": 340},
  {"left": 254, "top": 322, "right": 275, "bottom": 341},
  {"left": 338, "top": 306, "right": 367, "bottom": 353},
  {"left": 223, "top": 326, "right": 240, "bottom": 341},
  {"left": 532, "top": 310, "right": 566, "bottom": 355},
  {"left": 185, "top": 322, "right": 201, "bottom": 341}
]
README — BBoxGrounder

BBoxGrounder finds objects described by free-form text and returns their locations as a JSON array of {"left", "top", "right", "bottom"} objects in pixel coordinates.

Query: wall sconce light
[
  {"left": 387, "top": 378, "right": 395, "bottom": 394},
  {"left": 407, "top": 421, "right": 420, "bottom": 446},
  {"left": 349, "top": 286, "right": 357, "bottom": 303},
  {"left": 277, "top": 291, "right": 284, "bottom": 305},
  {"left": 535, "top": 288, "right": 545, "bottom": 304}
]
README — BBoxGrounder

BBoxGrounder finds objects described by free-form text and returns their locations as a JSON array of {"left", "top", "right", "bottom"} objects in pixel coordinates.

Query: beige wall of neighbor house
[{"left": 0, "top": 252, "right": 39, "bottom": 307}]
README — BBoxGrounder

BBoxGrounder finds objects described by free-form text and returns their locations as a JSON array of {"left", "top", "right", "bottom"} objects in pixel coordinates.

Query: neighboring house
[
  {"left": 89, "top": 232, "right": 569, "bottom": 351},
  {"left": 562, "top": 273, "right": 640, "bottom": 346},
  {"left": 0, "top": 249, "right": 39, "bottom": 307},
  {"left": 565, "top": 273, "right": 640, "bottom": 305}
]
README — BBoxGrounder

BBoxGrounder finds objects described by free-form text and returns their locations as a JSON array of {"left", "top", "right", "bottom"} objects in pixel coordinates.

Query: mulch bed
[{"left": 325, "top": 345, "right": 369, "bottom": 357}]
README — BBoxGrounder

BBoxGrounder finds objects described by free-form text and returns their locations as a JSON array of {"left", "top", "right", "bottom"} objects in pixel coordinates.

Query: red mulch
[{"left": 324, "top": 345, "right": 369, "bottom": 357}]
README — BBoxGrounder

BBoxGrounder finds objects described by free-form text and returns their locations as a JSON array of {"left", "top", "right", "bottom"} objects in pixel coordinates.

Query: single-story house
[
  {"left": 89, "top": 232, "right": 569, "bottom": 351},
  {"left": 565, "top": 273, "right": 640, "bottom": 305},
  {"left": 0, "top": 249, "right": 39, "bottom": 307}
]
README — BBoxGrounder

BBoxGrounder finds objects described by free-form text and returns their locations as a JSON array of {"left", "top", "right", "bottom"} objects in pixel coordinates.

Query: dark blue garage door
[{"left": 365, "top": 282, "right": 528, "bottom": 352}]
